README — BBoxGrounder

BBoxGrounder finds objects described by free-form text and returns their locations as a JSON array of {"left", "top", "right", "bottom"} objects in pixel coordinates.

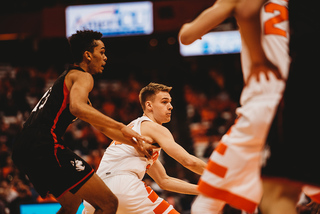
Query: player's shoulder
[
  {"left": 141, "top": 120, "right": 170, "bottom": 137},
  {"left": 67, "top": 69, "right": 93, "bottom": 83}
]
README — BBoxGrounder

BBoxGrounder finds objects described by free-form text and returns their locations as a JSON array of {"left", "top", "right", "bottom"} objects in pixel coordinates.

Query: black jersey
[
  {"left": 12, "top": 65, "right": 95, "bottom": 198},
  {"left": 23, "top": 65, "right": 84, "bottom": 141}
]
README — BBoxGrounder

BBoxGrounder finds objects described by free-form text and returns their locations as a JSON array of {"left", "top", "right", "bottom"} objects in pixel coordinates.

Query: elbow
[
  {"left": 69, "top": 103, "right": 82, "bottom": 118},
  {"left": 179, "top": 34, "right": 195, "bottom": 45},
  {"left": 181, "top": 157, "right": 197, "bottom": 169},
  {"left": 156, "top": 179, "right": 169, "bottom": 191}
]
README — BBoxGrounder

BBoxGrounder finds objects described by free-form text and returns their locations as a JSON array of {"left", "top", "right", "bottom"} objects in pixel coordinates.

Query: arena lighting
[
  {"left": 179, "top": 30, "right": 242, "bottom": 56},
  {"left": 65, "top": 1, "right": 153, "bottom": 38},
  {"left": 20, "top": 203, "right": 84, "bottom": 214}
]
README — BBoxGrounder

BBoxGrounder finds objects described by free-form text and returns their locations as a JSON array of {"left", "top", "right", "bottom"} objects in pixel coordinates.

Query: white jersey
[
  {"left": 240, "top": 0, "right": 289, "bottom": 105},
  {"left": 96, "top": 116, "right": 161, "bottom": 180},
  {"left": 193, "top": 0, "right": 290, "bottom": 213}
]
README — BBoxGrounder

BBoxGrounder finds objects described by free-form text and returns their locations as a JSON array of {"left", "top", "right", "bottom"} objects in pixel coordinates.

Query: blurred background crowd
[
  {"left": 0, "top": 50, "right": 242, "bottom": 213},
  {"left": 0, "top": 0, "right": 303, "bottom": 213},
  {"left": 0, "top": 37, "right": 242, "bottom": 213}
]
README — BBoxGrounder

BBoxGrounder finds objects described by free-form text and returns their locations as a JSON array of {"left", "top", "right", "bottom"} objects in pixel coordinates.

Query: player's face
[
  {"left": 150, "top": 91, "right": 173, "bottom": 124},
  {"left": 88, "top": 40, "right": 107, "bottom": 74}
]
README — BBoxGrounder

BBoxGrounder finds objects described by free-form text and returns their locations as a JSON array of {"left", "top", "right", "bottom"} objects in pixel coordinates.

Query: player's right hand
[{"left": 120, "top": 126, "right": 154, "bottom": 158}]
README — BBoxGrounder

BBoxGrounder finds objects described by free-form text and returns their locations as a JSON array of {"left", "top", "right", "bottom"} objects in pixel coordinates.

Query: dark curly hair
[{"left": 68, "top": 30, "right": 103, "bottom": 63}]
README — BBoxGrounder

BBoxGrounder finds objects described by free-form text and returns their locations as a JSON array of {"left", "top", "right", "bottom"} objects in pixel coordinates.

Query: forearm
[
  {"left": 179, "top": 0, "right": 235, "bottom": 45},
  {"left": 183, "top": 155, "right": 207, "bottom": 175},
  {"left": 158, "top": 176, "right": 199, "bottom": 195},
  {"left": 93, "top": 125, "right": 136, "bottom": 147},
  {"left": 71, "top": 103, "right": 125, "bottom": 130}
]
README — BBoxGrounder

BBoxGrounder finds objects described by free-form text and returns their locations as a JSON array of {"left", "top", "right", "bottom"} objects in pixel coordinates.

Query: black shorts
[
  {"left": 12, "top": 127, "right": 94, "bottom": 198},
  {"left": 262, "top": 0, "right": 320, "bottom": 185}
]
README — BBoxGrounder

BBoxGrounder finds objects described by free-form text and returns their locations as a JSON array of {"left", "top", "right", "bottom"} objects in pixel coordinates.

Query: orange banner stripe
[
  {"left": 153, "top": 200, "right": 170, "bottom": 214},
  {"left": 207, "top": 159, "right": 227, "bottom": 178},
  {"left": 198, "top": 179, "right": 257, "bottom": 213}
]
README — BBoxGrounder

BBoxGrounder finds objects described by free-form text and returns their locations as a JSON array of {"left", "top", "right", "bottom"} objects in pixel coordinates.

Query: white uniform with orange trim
[
  {"left": 82, "top": 116, "right": 179, "bottom": 214},
  {"left": 192, "top": 0, "right": 289, "bottom": 213}
]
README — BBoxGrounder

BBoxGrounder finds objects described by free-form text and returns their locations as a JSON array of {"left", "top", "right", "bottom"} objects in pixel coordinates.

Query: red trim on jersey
[
  {"left": 56, "top": 169, "right": 94, "bottom": 199},
  {"left": 198, "top": 179, "right": 257, "bottom": 213},
  {"left": 51, "top": 82, "right": 69, "bottom": 166}
]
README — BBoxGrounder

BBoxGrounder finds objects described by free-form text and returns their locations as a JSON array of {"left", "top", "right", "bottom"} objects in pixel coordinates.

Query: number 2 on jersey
[{"left": 264, "top": 2, "right": 288, "bottom": 37}]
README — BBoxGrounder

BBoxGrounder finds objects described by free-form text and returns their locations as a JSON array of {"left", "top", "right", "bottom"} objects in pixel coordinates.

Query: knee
[
  {"left": 108, "top": 195, "right": 118, "bottom": 213},
  {"left": 59, "top": 205, "right": 80, "bottom": 214},
  {"left": 96, "top": 194, "right": 118, "bottom": 214}
]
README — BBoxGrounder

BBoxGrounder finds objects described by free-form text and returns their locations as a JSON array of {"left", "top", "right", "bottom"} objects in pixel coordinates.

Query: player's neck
[
  {"left": 143, "top": 113, "right": 163, "bottom": 125},
  {"left": 75, "top": 62, "right": 89, "bottom": 74}
]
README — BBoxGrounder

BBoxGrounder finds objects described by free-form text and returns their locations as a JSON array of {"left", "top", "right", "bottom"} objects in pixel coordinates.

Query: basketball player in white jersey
[
  {"left": 180, "top": 0, "right": 320, "bottom": 213},
  {"left": 82, "top": 82, "right": 207, "bottom": 214}
]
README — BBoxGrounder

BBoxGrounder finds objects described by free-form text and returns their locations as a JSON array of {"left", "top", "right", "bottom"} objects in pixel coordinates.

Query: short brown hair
[{"left": 139, "top": 82, "right": 172, "bottom": 110}]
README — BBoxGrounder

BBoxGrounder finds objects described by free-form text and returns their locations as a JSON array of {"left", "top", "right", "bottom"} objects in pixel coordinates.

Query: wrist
[{"left": 118, "top": 122, "right": 126, "bottom": 130}]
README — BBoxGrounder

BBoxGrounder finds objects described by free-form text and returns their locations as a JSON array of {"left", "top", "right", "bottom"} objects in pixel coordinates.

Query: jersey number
[
  {"left": 32, "top": 87, "right": 52, "bottom": 112},
  {"left": 264, "top": 2, "right": 288, "bottom": 37}
]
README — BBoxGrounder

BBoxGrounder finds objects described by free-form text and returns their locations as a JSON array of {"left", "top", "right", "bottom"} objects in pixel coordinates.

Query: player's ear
[
  {"left": 84, "top": 51, "right": 92, "bottom": 61},
  {"left": 146, "top": 101, "right": 152, "bottom": 110}
]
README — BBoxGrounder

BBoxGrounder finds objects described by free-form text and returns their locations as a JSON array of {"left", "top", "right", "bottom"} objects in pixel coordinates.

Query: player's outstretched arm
[
  {"left": 67, "top": 70, "right": 153, "bottom": 157},
  {"left": 179, "top": 0, "right": 235, "bottom": 45},
  {"left": 93, "top": 124, "right": 154, "bottom": 159},
  {"left": 141, "top": 122, "right": 207, "bottom": 175},
  {"left": 147, "top": 160, "right": 199, "bottom": 195}
]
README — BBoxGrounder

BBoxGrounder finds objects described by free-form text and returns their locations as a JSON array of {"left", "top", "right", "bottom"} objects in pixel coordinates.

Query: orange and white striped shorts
[
  {"left": 196, "top": 74, "right": 285, "bottom": 213},
  {"left": 83, "top": 172, "right": 179, "bottom": 214}
]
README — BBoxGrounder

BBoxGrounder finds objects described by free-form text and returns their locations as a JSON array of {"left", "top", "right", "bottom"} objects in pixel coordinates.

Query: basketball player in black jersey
[{"left": 12, "top": 30, "right": 153, "bottom": 214}]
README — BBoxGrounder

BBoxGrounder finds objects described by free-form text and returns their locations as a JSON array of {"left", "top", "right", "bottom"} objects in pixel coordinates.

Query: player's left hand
[{"left": 246, "top": 60, "right": 283, "bottom": 84}]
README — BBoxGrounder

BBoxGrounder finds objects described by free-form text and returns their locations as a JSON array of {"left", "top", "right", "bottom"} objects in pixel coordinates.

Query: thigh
[
  {"left": 57, "top": 191, "right": 82, "bottom": 214},
  {"left": 76, "top": 173, "right": 118, "bottom": 212},
  {"left": 260, "top": 178, "right": 302, "bottom": 214}
]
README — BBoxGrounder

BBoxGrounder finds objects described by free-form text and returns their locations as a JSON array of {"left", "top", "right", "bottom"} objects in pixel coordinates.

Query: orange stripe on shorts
[
  {"left": 215, "top": 142, "right": 227, "bottom": 155},
  {"left": 197, "top": 179, "right": 257, "bottom": 213},
  {"left": 145, "top": 186, "right": 152, "bottom": 194},
  {"left": 148, "top": 190, "right": 158, "bottom": 203},
  {"left": 153, "top": 200, "right": 170, "bottom": 214},
  {"left": 207, "top": 159, "right": 227, "bottom": 178},
  {"left": 168, "top": 208, "right": 179, "bottom": 214}
]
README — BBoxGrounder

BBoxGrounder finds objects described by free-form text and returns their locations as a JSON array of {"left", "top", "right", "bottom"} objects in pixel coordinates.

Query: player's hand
[
  {"left": 120, "top": 126, "right": 154, "bottom": 158},
  {"left": 140, "top": 141, "right": 159, "bottom": 158},
  {"left": 297, "top": 201, "right": 320, "bottom": 214},
  {"left": 246, "top": 60, "right": 283, "bottom": 84},
  {"left": 307, "top": 201, "right": 320, "bottom": 214}
]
